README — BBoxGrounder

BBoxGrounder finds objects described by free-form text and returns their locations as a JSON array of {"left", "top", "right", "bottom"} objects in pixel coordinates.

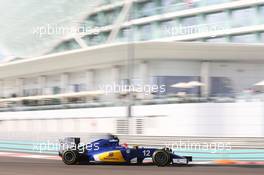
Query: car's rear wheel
[
  {"left": 152, "top": 150, "right": 171, "bottom": 167},
  {"left": 62, "top": 150, "right": 79, "bottom": 165}
]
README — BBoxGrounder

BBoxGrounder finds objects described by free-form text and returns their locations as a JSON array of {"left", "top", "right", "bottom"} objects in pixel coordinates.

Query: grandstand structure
[
  {"left": 1, "top": 0, "right": 264, "bottom": 137},
  {"left": 1, "top": 0, "right": 264, "bottom": 111},
  {"left": 50, "top": 0, "right": 264, "bottom": 53}
]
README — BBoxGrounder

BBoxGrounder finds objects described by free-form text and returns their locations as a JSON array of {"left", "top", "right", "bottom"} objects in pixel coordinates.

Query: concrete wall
[
  {"left": 0, "top": 102, "right": 264, "bottom": 137},
  {"left": 134, "top": 102, "right": 264, "bottom": 137},
  {"left": 149, "top": 60, "right": 201, "bottom": 77}
]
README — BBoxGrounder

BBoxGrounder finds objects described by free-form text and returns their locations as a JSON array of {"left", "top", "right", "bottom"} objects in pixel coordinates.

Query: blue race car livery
[{"left": 59, "top": 135, "right": 192, "bottom": 167}]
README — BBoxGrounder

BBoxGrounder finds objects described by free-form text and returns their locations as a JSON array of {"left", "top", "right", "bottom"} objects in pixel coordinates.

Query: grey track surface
[{"left": 1, "top": 157, "right": 264, "bottom": 175}]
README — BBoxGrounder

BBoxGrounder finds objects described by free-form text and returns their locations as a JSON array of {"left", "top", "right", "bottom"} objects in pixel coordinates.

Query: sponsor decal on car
[{"left": 94, "top": 150, "right": 126, "bottom": 162}]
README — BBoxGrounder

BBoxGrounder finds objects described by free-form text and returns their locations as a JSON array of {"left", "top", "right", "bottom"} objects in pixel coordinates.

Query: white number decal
[{"left": 143, "top": 150, "right": 150, "bottom": 157}]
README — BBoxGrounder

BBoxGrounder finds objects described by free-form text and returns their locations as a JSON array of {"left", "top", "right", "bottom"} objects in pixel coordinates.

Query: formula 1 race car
[{"left": 59, "top": 135, "right": 192, "bottom": 166}]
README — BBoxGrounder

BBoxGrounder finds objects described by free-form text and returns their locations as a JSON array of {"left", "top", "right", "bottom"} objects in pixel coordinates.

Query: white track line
[{"left": 0, "top": 152, "right": 60, "bottom": 160}]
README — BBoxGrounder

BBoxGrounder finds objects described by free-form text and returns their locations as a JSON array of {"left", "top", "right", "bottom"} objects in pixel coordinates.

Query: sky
[{"left": 0, "top": 0, "right": 100, "bottom": 59}]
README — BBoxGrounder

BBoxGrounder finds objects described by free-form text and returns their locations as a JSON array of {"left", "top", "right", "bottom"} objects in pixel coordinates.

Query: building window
[
  {"left": 210, "top": 77, "right": 233, "bottom": 97},
  {"left": 260, "top": 33, "right": 264, "bottom": 42},
  {"left": 103, "top": 7, "right": 121, "bottom": 26},
  {"left": 153, "top": 76, "right": 201, "bottom": 96},
  {"left": 259, "top": 5, "right": 264, "bottom": 23},
  {"left": 180, "top": 15, "right": 199, "bottom": 27},
  {"left": 206, "top": 36, "right": 227, "bottom": 43},
  {"left": 200, "top": 0, "right": 229, "bottom": 6},
  {"left": 53, "top": 86, "right": 61, "bottom": 94},
  {"left": 51, "top": 39, "right": 81, "bottom": 53},
  {"left": 160, "top": 20, "right": 176, "bottom": 37},
  {"left": 205, "top": 11, "right": 229, "bottom": 33},
  {"left": 138, "top": 24, "right": 152, "bottom": 41},
  {"left": 162, "top": 0, "right": 180, "bottom": 7},
  {"left": 231, "top": 7, "right": 256, "bottom": 27},
  {"left": 184, "top": 39, "right": 202, "bottom": 42},
  {"left": 231, "top": 33, "right": 258, "bottom": 43},
  {"left": 118, "top": 28, "right": 133, "bottom": 41},
  {"left": 136, "top": 0, "right": 156, "bottom": 18},
  {"left": 23, "top": 89, "right": 39, "bottom": 96},
  {"left": 161, "top": 0, "right": 196, "bottom": 13},
  {"left": 82, "top": 32, "right": 109, "bottom": 46},
  {"left": 85, "top": 14, "right": 98, "bottom": 27},
  {"left": 206, "top": 11, "right": 228, "bottom": 25},
  {"left": 72, "top": 84, "right": 86, "bottom": 92},
  {"left": 103, "top": 10, "right": 115, "bottom": 26}
]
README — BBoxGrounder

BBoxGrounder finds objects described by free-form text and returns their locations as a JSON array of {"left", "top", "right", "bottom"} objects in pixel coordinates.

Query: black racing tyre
[
  {"left": 62, "top": 150, "right": 79, "bottom": 165},
  {"left": 152, "top": 149, "right": 171, "bottom": 167},
  {"left": 137, "top": 158, "right": 144, "bottom": 165}
]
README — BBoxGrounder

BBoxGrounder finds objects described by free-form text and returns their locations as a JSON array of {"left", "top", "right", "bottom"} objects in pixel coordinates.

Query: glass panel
[
  {"left": 85, "top": 14, "right": 98, "bottom": 28},
  {"left": 231, "top": 33, "right": 258, "bottom": 43},
  {"left": 138, "top": 24, "right": 152, "bottom": 40},
  {"left": 53, "top": 87, "right": 61, "bottom": 95},
  {"left": 51, "top": 39, "right": 81, "bottom": 53},
  {"left": 260, "top": 33, "right": 264, "bottom": 42},
  {"left": 136, "top": 0, "right": 157, "bottom": 18},
  {"left": 200, "top": 0, "right": 229, "bottom": 6},
  {"left": 180, "top": 16, "right": 198, "bottom": 27},
  {"left": 160, "top": 20, "right": 176, "bottom": 37},
  {"left": 103, "top": 7, "right": 121, "bottom": 26},
  {"left": 82, "top": 32, "right": 109, "bottom": 46},
  {"left": 206, "top": 37, "right": 227, "bottom": 43},
  {"left": 160, "top": 0, "right": 197, "bottom": 13},
  {"left": 206, "top": 11, "right": 228, "bottom": 24},
  {"left": 205, "top": 11, "right": 229, "bottom": 33},
  {"left": 259, "top": 5, "right": 264, "bottom": 23},
  {"left": 117, "top": 28, "right": 133, "bottom": 41},
  {"left": 100, "top": 0, "right": 123, "bottom": 6},
  {"left": 100, "top": 0, "right": 111, "bottom": 5},
  {"left": 72, "top": 84, "right": 86, "bottom": 92},
  {"left": 154, "top": 76, "right": 201, "bottom": 96},
  {"left": 232, "top": 7, "right": 256, "bottom": 27},
  {"left": 210, "top": 77, "right": 234, "bottom": 97}
]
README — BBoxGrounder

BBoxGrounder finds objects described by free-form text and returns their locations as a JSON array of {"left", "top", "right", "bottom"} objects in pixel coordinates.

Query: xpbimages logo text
[
  {"left": 33, "top": 141, "right": 100, "bottom": 154},
  {"left": 32, "top": 23, "right": 104, "bottom": 38},
  {"left": 98, "top": 83, "right": 166, "bottom": 95},
  {"left": 32, "top": 140, "right": 232, "bottom": 154}
]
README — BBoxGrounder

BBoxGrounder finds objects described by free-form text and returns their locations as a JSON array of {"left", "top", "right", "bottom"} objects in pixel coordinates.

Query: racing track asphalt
[{"left": 1, "top": 157, "right": 264, "bottom": 175}]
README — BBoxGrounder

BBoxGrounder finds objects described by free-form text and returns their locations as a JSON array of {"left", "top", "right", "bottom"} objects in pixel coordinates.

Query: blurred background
[{"left": 1, "top": 0, "right": 264, "bottom": 143}]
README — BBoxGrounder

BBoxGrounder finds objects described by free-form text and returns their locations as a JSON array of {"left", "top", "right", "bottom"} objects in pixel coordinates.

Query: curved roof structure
[
  {"left": 1, "top": 41, "right": 264, "bottom": 79},
  {"left": 48, "top": 0, "right": 264, "bottom": 55}
]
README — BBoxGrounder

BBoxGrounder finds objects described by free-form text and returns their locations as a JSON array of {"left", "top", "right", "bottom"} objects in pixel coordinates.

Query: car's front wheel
[
  {"left": 62, "top": 150, "right": 79, "bottom": 165},
  {"left": 152, "top": 149, "right": 171, "bottom": 167}
]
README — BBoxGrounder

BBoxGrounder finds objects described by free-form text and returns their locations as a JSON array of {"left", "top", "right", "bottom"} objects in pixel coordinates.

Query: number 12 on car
[{"left": 143, "top": 150, "right": 151, "bottom": 157}]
